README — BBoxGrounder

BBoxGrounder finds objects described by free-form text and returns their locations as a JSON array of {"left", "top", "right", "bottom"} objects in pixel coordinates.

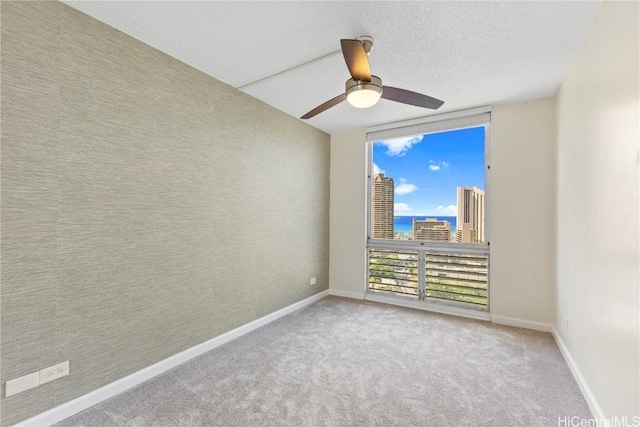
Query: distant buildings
[
  {"left": 371, "top": 173, "right": 394, "bottom": 239},
  {"left": 455, "top": 186, "right": 485, "bottom": 243},
  {"left": 371, "top": 175, "right": 485, "bottom": 243},
  {"left": 413, "top": 218, "right": 451, "bottom": 241}
]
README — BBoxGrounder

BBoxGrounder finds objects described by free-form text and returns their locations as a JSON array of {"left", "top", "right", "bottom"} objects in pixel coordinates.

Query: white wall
[
  {"left": 329, "top": 101, "right": 558, "bottom": 327},
  {"left": 490, "top": 98, "right": 557, "bottom": 326},
  {"left": 555, "top": 0, "right": 639, "bottom": 419},
  {"left": 329, "top": 130, "right": 368, "bottom": 299}
]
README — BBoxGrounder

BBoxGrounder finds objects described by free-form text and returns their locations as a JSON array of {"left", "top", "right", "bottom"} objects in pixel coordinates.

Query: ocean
[{"left": 394, "top": 216, "right": 457, "bottom": 234}]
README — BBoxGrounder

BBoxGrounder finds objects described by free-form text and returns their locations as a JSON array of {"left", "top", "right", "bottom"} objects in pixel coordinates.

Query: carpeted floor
[{"left": 56, "top": 297, "right": 591, "bottom": 426}]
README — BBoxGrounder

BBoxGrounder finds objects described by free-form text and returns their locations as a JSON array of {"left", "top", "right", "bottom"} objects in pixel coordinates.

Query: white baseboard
[
  {"left": 490, "top": 315, "right": 552, "bottom": 332},
  {"left": 329, "top": 289, "right": 365, "bottom": 300},
  {"left": 16, "top": 290, "right": 330, "bottom": 427},
  {"left": 551, "top": 327, "right": 604, "bottom": 421}
]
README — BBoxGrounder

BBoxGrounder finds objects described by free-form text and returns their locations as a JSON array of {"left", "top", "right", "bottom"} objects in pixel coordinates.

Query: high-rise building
[
  {"left": 372, "top": 173, "right": 394, "bottom": 239},
  {"left": 413, "top": 218, "right": 451, "bottom": 241},
  {"left": 455, "top": 186, "right": 485, "bottom": 243},
  {"left": 454, "top": 222, "right": 475, "bottom": 243}
]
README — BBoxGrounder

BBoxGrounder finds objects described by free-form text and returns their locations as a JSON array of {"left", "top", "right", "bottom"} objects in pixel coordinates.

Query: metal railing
[{"left": 368, "top": 244, "right": 489, "bottom": 311}]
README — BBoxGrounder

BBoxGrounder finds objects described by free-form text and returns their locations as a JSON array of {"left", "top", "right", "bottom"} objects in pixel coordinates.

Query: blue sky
[{"left": 373, "top": 126, "right": 485, "bottom": 216}]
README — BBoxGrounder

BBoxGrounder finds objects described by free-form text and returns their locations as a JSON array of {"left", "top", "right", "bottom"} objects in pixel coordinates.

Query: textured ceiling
[{"left": 64, "top": 1, "right": 600, "bottom": 134}]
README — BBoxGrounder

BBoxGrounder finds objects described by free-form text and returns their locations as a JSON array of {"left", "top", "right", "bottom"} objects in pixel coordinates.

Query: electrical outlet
[
  {"left": 564, "top": 314, "right": 569, "bottom": 330},
  {"left": 310, "top": 277, "right": 316, "bottom": 286},
  {"left": 40, "top": 361, "right": 69, "bottom": 384}
]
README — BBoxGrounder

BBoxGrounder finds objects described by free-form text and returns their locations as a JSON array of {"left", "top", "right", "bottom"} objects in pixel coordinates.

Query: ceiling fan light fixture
[
  {"left": 299, "top": 38, "right": 443, "bottom": 120},
  {"left": 345, "top": 76, "right": 382, "bottom": 109}
]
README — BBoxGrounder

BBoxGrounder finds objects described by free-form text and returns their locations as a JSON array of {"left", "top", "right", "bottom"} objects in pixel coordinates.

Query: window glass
[{"left": 371, "top": 126, "right": 486, "bottom": 244}]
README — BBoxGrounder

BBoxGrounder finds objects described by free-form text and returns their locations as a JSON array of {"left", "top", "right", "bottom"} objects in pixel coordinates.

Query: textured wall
[{"left": 0, "top": 2, "right": 330, "bottom": 424}]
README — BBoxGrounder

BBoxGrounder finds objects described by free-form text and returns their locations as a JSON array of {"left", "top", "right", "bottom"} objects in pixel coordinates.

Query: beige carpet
[{"left": 56, "top": 296, "right": 591, "bottom": 426}]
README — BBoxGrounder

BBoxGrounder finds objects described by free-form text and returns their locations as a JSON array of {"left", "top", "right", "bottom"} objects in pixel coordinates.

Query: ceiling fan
[{"left": 301, "top": 37, "right": 444, "bottom": 119}]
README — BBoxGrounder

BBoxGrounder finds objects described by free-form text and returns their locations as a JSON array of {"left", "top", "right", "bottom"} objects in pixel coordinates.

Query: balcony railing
[{"left": 368, "top": 246, "right": 489, "bottom": 311}]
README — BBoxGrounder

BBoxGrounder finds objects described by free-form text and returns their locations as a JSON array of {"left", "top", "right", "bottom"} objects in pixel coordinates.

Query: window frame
[{"left": 366, "top": 107, "right": 491, "bottom": 251}]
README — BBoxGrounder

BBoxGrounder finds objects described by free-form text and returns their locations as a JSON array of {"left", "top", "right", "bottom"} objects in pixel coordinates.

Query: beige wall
[
  {"left": 1, "top": 2, "right": 329, "bottom": 425},
  {"left": 555, "top": 0, "right": 639, "bottom": 419},
  {"left": 329, "top": 99, "right": 558, "bottom": 326},
  {"left": 329, "top": 130, "right": 367, "bottom": 299},
  {"left": 491, "top": 98, "right": 557, "bottom": 325}
]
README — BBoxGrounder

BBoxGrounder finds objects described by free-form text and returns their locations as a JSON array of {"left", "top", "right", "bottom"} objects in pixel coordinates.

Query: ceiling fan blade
[
  {"left": 340, "top": 39, "right": 371, "bottom": 82},
  {"left": 381, "top": 86, "right": 444, "bottom": 109},
  {"left": 300, "top": 94, "right": 347, "bottom": 119}
]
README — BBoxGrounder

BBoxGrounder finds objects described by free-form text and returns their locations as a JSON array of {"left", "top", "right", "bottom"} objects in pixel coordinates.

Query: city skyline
[
  {"left": 372, "top": 126, "right": 485, "bottom": 217},
  {"left": 371, "top": 177, "right": 485, "bottom": 243}
]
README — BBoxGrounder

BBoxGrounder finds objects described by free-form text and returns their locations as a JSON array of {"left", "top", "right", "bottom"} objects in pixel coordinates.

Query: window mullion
[{"left": 418, "top": 249, "right": 426, "bottom": 300}]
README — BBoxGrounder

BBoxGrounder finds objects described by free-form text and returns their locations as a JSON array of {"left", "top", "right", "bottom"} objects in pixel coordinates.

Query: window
[
  {"left": 369, "top": 122, "right": 487, "bottom": 245},
  {"left": 366, "top": 109, "right": 490, "bottom": 312}
]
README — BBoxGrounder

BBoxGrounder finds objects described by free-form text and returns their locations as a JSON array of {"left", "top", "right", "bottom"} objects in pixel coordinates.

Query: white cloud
[
  {"left": 395, "top": 177, "right": 418, "bottom": 195},
  {"left": 375, "top": 135, "right": 422, "bottom": 156},
  {"left": 372, "top": 162, "right": 385, "bottom": 175},
  {"left": 428, "top": 160, "right": 450, "bottom": 171},
  {"left": 436, "top": 205, "right": 457, "bottom": 216},
  {"left": 394, "top": 203, "right": 413, "bottom": 214}
]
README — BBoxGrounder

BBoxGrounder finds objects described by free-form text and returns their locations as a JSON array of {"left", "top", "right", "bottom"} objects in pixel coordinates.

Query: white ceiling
[{"left": 64, "top": 1, "right": 600, "bottom": 134}]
